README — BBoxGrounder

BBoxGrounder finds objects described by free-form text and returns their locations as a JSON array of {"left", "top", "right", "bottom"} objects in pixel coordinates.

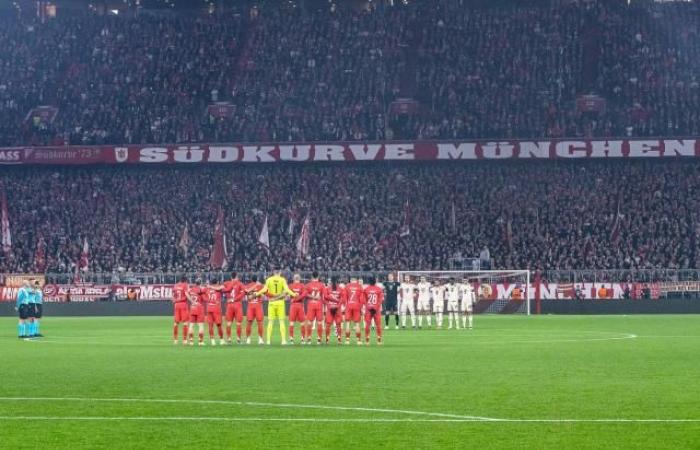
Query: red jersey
[
  {"left": 344, "top": 282, "right": 365, "bottom": 307},
  {"left": 172, "top": 282, "right": 189, "bottom": 303},
  {"left": 363, "top": 285, "right": 384, "bottom": 310},
  {"left": 288, "top": 282, "right": 307, "bottom": 303},
  {"left": 189, "top": 286, "right": 206, "bottom": 307},
  {"left": 244, "top": 282, "right": 264, "bottom": 304},
  {"left": 326, "top": 285, "right": 346, "bottom": 309},
  {"left": 305, "top": 280, "right": 327, "bottom": 304},
  {"left": 223, "top": 279, "right": 245, "bottom": 303},
  {"left": 205, "top": 286, "right": 222, "bottom": 310}
]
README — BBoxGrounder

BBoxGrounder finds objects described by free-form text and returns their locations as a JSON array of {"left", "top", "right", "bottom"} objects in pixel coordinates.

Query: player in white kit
[
  {"left": 416, "top": 276, "right": 432, "bottom": 328},
  {"left": 460, "top": 279, "right": 476, "bottom": 329},
  {"left": 445, "top": 279, "right": 461, "bottom": 329},
  {"left": 399, "top": 276, "right": 416, "bottom": 329},
  {"left": 430, "top": 282, "right": 445, "bottom": 328}
]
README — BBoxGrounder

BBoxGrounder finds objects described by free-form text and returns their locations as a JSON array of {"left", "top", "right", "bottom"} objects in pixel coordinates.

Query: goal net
[{"left": 396, "top": 270, "right": 531, "bottom": 315}]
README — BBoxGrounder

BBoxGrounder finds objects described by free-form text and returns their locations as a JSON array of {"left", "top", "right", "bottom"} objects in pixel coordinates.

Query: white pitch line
[
  {"left": 0, "top": 416, "right": 698, "bottom": 424},
  {"left": 0, "top": 397, "right": 697, "bottom": 423}
]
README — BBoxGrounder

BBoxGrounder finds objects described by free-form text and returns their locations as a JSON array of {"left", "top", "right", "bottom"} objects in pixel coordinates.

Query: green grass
[{"left": 1, "top": 315, "right": 699, "bottom": 449}]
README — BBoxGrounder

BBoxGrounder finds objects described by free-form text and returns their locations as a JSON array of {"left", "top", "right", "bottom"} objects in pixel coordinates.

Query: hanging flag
[
  {"left": 399, "top": 199, "right": 410, "bottom": 237},
  {"left": 296, "top": 214, "right": 311, "bottom": 259},
  {"left": 451, "top": 200, "right": 457, "bottom": 233},
  {"left": 209, "top": 206, "right": 227, "bottom": 269},
  {"left": 1, "top": 191, "right": 11, "bottom": 254},
  {"left": 506, "top": 219, "right": 514, "bottom": 252},
  {"left": 287, "top": 209, "right": 296, "bottom": 236},
  {"left": 610, "top": 192, "right": 623, "bottom": 242},
  {"left": 258, "top": 214, "right": 270, "bottom": 251},
  {"left": 179, "top": 222, "right": 191, "bottom": 255},
  {"left": 34, "top": 234, "right": 46, "bottom": 272},
  {"left": 79, "top": 237, "right": 89, "bottom": 271}
]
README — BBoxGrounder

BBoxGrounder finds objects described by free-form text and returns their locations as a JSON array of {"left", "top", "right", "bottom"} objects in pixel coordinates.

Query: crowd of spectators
[
  {"left": 1, "top": 159, "right": 698, "bottom": 274},
  {"left": 1, "top": 0, "right": 700, "bottom": 146}
]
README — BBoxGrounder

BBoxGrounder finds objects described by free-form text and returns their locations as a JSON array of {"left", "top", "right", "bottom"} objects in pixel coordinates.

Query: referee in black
[{"left": 383, "top": 273, "right": 400, "bottom": 329}]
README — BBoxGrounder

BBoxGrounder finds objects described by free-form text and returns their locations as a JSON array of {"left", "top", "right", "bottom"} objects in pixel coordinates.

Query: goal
[{"left": 396, "top": 270, "right": 531, "bottom": 315}]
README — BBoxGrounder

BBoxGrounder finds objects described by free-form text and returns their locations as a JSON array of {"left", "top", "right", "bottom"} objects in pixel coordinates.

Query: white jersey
[
  {"left": 430, "top": 285, "right": 444, "bottom": 303},
  {"left": 400, "top": 283, "right": 416, "bottom": 302},
  {"left": 416, "top": 282, "right": 431, "bottom": 302},
  {"left": 460, "top": 283, "right": 476, "bottom": 307},
  {"left": 445, "top": 284, "right": 460, "bottom": 303}
]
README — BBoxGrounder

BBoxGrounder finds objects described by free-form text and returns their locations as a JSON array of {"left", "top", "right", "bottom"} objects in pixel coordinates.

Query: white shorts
[
  {"left": 447, "top": 300, "right": 459, "bottom": 312},
  {"left": 432, "top": 301, "right": 444, "bottom": 313},
  {"left": 460, "top": 300, "right": 473, "bottom": 312},
  {"left": 417, "top": 299, "right": 430, "bottom": 311}
]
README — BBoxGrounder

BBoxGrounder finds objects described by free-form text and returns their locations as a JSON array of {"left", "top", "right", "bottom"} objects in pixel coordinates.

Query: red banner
[{"left": 1, "top": 138, "right": 700, "bottom": 165}]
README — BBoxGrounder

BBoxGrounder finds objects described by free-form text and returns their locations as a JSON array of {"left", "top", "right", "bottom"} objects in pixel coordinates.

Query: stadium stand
[{"left": 0, "top": 160, "right": 698, "bottom": 273}]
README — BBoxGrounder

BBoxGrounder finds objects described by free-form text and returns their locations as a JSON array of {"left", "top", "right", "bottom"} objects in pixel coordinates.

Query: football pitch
[{"left": 1, "top": 315, "right": 699, "bottom": 449}]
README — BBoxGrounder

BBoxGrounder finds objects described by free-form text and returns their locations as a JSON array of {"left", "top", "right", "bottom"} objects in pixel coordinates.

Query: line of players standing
[
  {"left": 384, "top": 275, "right": 476, "bottom": 331},
  {"left": 171, "top": 271, "right": 386, "bottom": 346}
]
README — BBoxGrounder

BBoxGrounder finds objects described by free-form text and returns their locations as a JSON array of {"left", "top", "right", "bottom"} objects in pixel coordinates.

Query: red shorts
[
  {"left": 306, "top": 302, "right": 323, "bottom": 322},
  {"left": 246, "top": 303, "right": 264, "bottom": 322},
  {"left": 207, "top": 309, "right": 222, "bottom": 325},
  {"left": 189, "top": 306, "right": 204, "bottom": 323},
  {"left": 225, "top": 302, "right": 243, "bottom": 322},
  {"left": 345, "top": 304, "right": 362, "bottom": 322},
  {"left": 173, "top": 302, "right": 189, "bottom": 322},
  {"left": 325, "top": 307, "right": 342, "bottom": 324},
  {"left": 364, "top": 308, "right": 382, "bottom": 324},
  {"left": 289, "top": 303, "right": 305, "bottom": 322}
]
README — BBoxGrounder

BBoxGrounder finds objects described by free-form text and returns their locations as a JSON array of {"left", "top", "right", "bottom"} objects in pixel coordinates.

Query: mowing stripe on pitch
[{"left": 0, "top": 397, "right": 697, "bottom": 423}]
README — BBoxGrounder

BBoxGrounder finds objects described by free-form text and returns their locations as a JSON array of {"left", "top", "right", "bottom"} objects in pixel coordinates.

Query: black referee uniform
[{"left": 383, "top": 280, "right": 400, "bottom": 327}]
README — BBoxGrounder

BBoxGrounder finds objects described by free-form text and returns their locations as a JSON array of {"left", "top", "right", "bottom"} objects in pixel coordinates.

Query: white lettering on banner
[
  {"left": 140, "top": 147, "right": 169, "bottom": 163},
  {"left": 628, "top": 140, "right": 661, "bottom": 157},
  {"left": 496, "top": 283, "right": 515, "bottom": 299},
  {"left": 482, "top": 142, "right": 515, "bottom": 159},
  {"left": 313, "top": 145, "right": 346, "bottom": 161},
  {"left": 242, "top": 146, "right": 275, "bottom": 162},
  {"left": 279, "top": 145, "right": 311, "bottom": 161},
  {"left": 348, "top": 144, "right": 382, "bottom": 161},
  {"left": 663, "top": 139, "right": 695, "bottom": 157},
  {"left": 555, "top": 141, "right": 588, "bottom": 158},
  {"left": 519, "top": 141, "right": 550, "bottom": 158},
  {"left": 173, "top": 146, "right": 205, "bottom": 163},
  {"left": 590, "top": 141, "right": 624, "bottom": 158},
  {"left": 208, "top": 146, "right": 239, "bottom": 162},
  {"left": 384, "top": 144, "right": 415, "bottom": 160},
  {"left": 0, "top": 150, "right": 21, "bottom": 163},
  {"left": 539, "top": 284, "right": 557, "bottom": 299},
  {"left": 436, "top": 143, "right": 477, "bottom": 160}
]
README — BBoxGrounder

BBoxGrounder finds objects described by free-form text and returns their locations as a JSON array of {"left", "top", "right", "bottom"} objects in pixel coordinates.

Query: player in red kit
[
  {"left": 343, "top": 276, "right": 365, "bottom": 345},
  {"left": 187, "top": 279, "right": 207, "bottom": 346},
  {"left": 324, "top": 277, "right": 346, "bottom": 345},
  {"left": 363, "top": 276, "right": 385, "bottom": 345},
  {"left": 244, "top": 275, "right": 265, "bottom": 345},
  {"left": 304, "top": 271, "right": 327, "bottom": 345},
  {"left": 223, "top": 272, "right": 245, "bottom": 344},
  {"left": 205, "top": 279, "right": 225, "bottom": 346},
  {"left": 172, "top": 276, "right": 189, "bottom": 345},
  {"left": 287, "top": 273, "right": 307, "bottom": 344}
]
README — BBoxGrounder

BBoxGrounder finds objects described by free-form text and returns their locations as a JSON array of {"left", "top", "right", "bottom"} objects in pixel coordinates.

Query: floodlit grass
[{"left": 1, "top": 315, "right": 699, "bottom": 449}]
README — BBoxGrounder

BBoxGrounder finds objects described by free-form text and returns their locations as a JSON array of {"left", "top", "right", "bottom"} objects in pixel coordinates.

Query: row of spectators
[
  {"left": 1, "top": 160, "right": 698, "bottom": 274},
  {"left": 1, "top": 0, "right": 700, "bottom": 146}
]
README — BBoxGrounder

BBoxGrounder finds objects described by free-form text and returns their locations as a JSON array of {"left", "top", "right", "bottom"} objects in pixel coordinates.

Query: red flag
[
  {"left": 450, "top": 200, "right": 457, "bottom": 233},
  {"left": 80, "top": 237, "right": 89, "bottom": 271},
  {"left": 179, "top": 222, "right": 191, "bottom": 255},
  {"left": 610, "top": 192, "right": 623, "bottom": 242},
  {"left": 34, "top": 234, "right": 46, "bottom": 272},
  {"left": 399, "top": 200, "right": 410, "bottom": 237},
  {"left": 296, "top": 214, "right": 311, "bottom": 259},
  {"left": 209, "top": 206, "right": 227, "bottom": 269},
  {"left": 1, "top": 191, "right": 11, "bottom": 254}
]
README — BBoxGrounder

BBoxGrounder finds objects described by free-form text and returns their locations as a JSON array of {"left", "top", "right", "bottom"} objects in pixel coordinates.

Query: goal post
[{"left": 396, "top": 270, "right": 531, "bottom": 315}]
